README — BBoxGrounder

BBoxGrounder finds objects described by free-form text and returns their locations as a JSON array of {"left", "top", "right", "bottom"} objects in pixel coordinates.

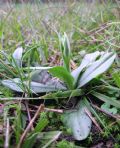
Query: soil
[{"left": 58, "top": 124, "right": 120, "bottom": 148}]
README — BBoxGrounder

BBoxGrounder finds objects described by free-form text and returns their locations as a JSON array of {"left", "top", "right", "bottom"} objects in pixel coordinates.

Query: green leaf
[
  {"left": 22, "top": 133, "right": 38, "bottom": 148},
  {"left": 49, "top": 66, "right": 74, "bottom": 89},
  {"left": 2, "top": 69, "right": 66, "bottom": 93},
  {"left": 78, "top": 52, "right": 116, "bottom": 88},
  {"left": 113, "top": 72, "right": 120, "bottom": 88},
  {"left": 104, "top": 85, "right": 120, "bottom": 92},
  {"left": 63, "top": 56, "right": 71, "bottom": 73},
  {"left": 62, "top": 99, "right": 92, "bottom": 140},
  {"left": 92, "top": 92, "right": 120, "bottom": 109},
  {"left": 12, "top": 47, "right": 23, "bottom": 67},
  {"left": 59, "top": 33, "right": 71, "bottom": 72},
  {"left": 34, "top": 118, "right": 49, "bottom": 133},
  {"left": 41, "top": 89, "right": 83, "bottom": 99},
  {"left": 30, "top": 81, "right": 66, "bottom": 93},
  {"left": 72, "top": 51, "right": 101, "bottom": 86},
  {"left": 2, "top": 78, "right": 24, "bottom": 92},
  {"left": 2, "top": 78, "right": 66, "bottom": 93},
  {"left": 101, "top": 103, "right": 117, "bottom": 114}
]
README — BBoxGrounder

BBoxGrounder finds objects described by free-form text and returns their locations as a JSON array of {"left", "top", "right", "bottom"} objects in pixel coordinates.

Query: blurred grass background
[{"left": 0, "top": 0, "right": 120, "bottom": 59}]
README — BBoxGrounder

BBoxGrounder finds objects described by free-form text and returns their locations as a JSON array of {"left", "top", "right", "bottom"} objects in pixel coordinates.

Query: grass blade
[{"left": 92, "top": 92, "right": 120, "bottom": 109}]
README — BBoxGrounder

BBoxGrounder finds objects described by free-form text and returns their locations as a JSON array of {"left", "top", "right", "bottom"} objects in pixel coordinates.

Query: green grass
[
  {"left": 0, "top": 1, "right": 120, "bottom": 55},
  {"left": 0, "top": 1, "right": 120, "bottom": 147}
]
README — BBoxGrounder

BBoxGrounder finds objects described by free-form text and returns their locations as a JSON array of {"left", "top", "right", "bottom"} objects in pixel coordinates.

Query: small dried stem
[
  {"left": 45, "top": 108, "right": 63, "bottom": 113},
  {"left": 24, "top": 101, "right": 34, "bottom": 131},
  {"left": 29, "top": 104, "right": 63, "bottom": 114},
  {"left": 4, "top": 118, "right": 10, "bottom": 148},
  {"left": 0, "top": 97, "right": 40, "bottom": 101},
  {"left": 85, "top": 108, "right": 103, "bottom": 132},
  {"left": 17, "top": 104, "right": 44, "bottom": 148}
]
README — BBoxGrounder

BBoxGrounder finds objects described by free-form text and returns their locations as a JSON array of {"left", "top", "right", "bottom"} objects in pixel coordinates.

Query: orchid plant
[{"left": 1, "top": 33, "right": 120, "bottom": 141}]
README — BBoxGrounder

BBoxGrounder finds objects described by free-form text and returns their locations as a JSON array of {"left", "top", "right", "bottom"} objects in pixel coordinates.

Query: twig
[
  {"left": 24, "top": 101, "right": 34, "bottom": 131},
  {"left": 109, "top": 121, "right": 117, "bottom": 127},
  {"left": 29, "top": 104, "right": 63, "bottom": 114},
  {"left": 4, "top": 118, "right": 10, "bottom": 148},
  {"left": 0, "top": 97, "right": 40, "bottom": 100},
  {"left": 85, "top": 108, "right": 103, "bottom": 132},
  {"left": 17, "top": 104, "right": 44, "bottom": 148},
  {"left": 45, "top": 108, "right": 63, "bottom": 114},
  {"left": 92, "top": 104, "right": 120, "bottom": 121}
]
